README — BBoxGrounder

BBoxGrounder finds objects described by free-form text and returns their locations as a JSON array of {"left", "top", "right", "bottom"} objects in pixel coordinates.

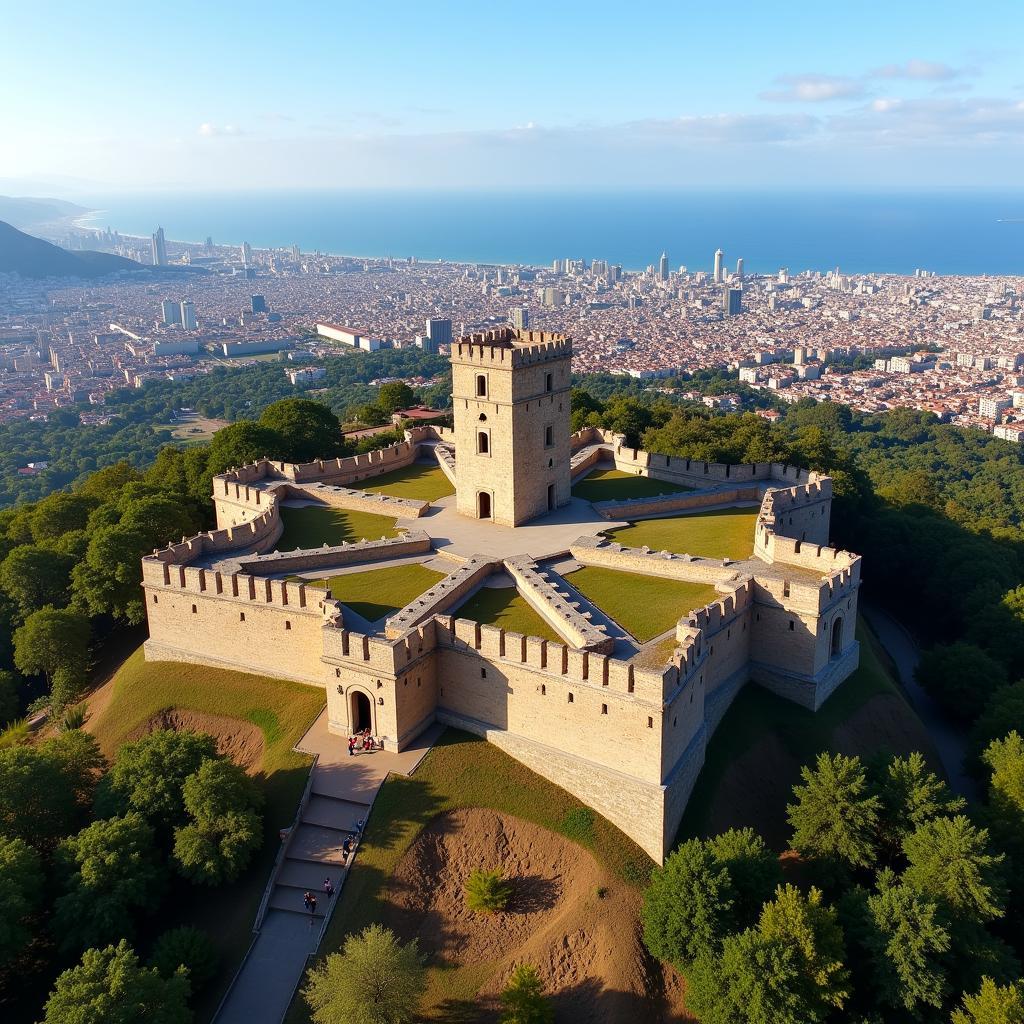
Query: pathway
[
  {"left": 863, "top": 604, "right": 977, "bottom": 800},
  {"left": 214, "top": 712, "right": 440, "bottom": 1024}
]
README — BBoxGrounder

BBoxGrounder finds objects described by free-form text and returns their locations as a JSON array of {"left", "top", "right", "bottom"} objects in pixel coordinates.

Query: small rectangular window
[
  {"left": 480, "top": 667, "right": 487, "bottom": 678},
  {"left": 476, "top": 374, "right": 487, "bottom": 397},
  {"left": 789, "top": 620, "right": 795, "bottom": 631},
  {"left": 544, "top": 425, "right": 553, "bottom": 447},
  {"left": 152, "top": 594, "right": 158, "bottom": 604},
  {"left": 545, "top": 372, "right": 553, "bottom": 392},
  {"left": 601, "top": 704, "right": 608, "bottom": 715},
  {"left": 568, "top": 692, "right": 574, "bottom": 703},
  {"left": 191, "top": 604, "right": 197, "bottom": 614},
  {"left": 239, "top": 611, "right": 245, "bottom": 622},
  {"left": 647, "top": 716, "right": 653, "bottom": 729},
  {"left": 285, "top": 620, "right": 292, "bottom": 630},
  {"left": 783, "top": 581, "right": 791, "bottom": 597}
]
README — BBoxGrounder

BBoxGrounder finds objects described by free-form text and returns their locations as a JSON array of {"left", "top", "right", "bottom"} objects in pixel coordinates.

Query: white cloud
[
  {"left": 871, "top": 59, "right": 962, "bottom": 81},
  {"left": 760, "top": 74, "right": 865, "bottom": 103},
  {"left": 197, "top": 123, "right": 243, "bottom": 137}
]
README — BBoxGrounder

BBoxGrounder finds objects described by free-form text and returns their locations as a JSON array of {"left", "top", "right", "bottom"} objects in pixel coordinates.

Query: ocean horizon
[{"left": 74, "top": 188, "right": 1024, "bottom": 276}]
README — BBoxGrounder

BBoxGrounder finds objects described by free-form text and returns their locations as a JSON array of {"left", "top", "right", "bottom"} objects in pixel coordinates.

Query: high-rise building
[
  {"left": 425, "top": 318, "right": 453, "bottom": 347},
  {"left": 205, "top": 236, "right": 214, "bottom": 250},
  {"left": 722, "top": 288, "right": 743, "bottom": 317},
  {"left": 713, "top": 249, "right": 724, "bottom": 284},
  {"left": 161, "top": 299, "right": 181, "bottom": 326},
  {"left": 241, "top": 242, "right": 252, "bottom": 266},
  {"left": 735, "top": 258, "right": 744, "bottom": 280},
  {"left": 180, "top": 300, "right": 197, "bottom": 331},
  {"left": 151, "top": 227, "right": 167, "bottom": 267},
  {"left": 542, "top": 287, "right": 565, "bottom": 308},
  {"left": 658, "top": 252, "right": 669, "bottom": 282},
  {"left": 291, "top": 244, "right": 300, "bottom": 262},
  {"left": 251, "top": 294, "right": 267, "bottom": 314},
  {"left": 509, "top": 306, "right": 530, "bottom": 330}
]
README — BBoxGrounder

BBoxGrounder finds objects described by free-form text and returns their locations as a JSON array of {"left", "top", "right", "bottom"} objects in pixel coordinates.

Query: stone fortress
[{"left": 141, "top": 327, "right": 862, "bottom": 860}]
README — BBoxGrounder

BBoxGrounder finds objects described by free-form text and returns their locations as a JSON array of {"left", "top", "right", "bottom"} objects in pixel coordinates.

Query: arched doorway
[
  {"left": 350, "top": 690, "right": 372, "bottom": 733},
  {"left": 478, "top": 491, "right": 491, "bottom": 519},
  {"left": 831, "top": 617, "right": 844, "bottom": 658}
]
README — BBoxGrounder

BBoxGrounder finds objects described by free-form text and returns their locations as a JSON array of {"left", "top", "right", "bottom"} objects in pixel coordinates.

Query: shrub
[
  {"left": 559, "top": 807, "right": 595, "bottom": 845},
  {"left": 500, "top": 964, "right": 553, "bottom": 1024},
  {"left": 464, "top": 869, "right": 513, "bottom": 913},
  {"left": 59, "top": 703, "right": 87, "bottom": 731}
]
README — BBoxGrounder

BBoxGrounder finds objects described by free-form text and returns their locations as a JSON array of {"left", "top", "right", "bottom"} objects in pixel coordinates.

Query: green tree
[
  {"left": 916, "top": 643, "right": 1007, "bottom": 722},
  {"left": 878, "top": 751, "right": 966, "bottom": 850},
  {"left": 149, "top": 926, "right": 219, "bottom": 993},
  {"left": 685, "top": 929, "right": 807, "bottom": 1024},
  {"left": 984, "top": 732, "right": 1024, "bottom": 817},
  {"left": 0, "top": 545, "right": 74, "bottom": 618},
  {"left": 12, "top": 605, "right": 90, "bottom": 694},
  {"left": 0, "top": 834, "right": 43, "bottom": 960},
  {"left": 302, "top": 924, "right": 425, "bottom": 1024},
  {"left": 119, "top": 494, "right": 199, "bottom": 547},
  {"left": 972, "top": 686, "right": 1024, "bottom": 772},
  {"left": 53, "top": 813, "right": 165, "bottom": 953},
  {"left": 0, "top": 669, "right": 20, "bottom": 725},
  {"left": 757, "top": 884, "right": 850, "bottom": 1018},
  {"left": 500, "top": 964, "right": 553, "bottom": 1024},
  {"left": 706, "top": 827, "right": 783, "bottom": 926},
  {"left": 259, "top": 398, "right": 345, "bottom": 462},
  {"left": 29, "top": 491, "right": 97, "bottom": 543},
  {"left": 40, "top": 940, "right": 191, "bottom": 1024},
  {"left": 0, "top": 744, "right": 80, "bottom": 848},
  {"left": 44, "top": 728, "right": 105, "bottom": 809},
  {"left": 641, "top": 837, "right": 733, "bottom": 968},
  {"left": 904, "top": 815, "right": 1006, "bottom": 923},
  {"left": 204, "top": 420, "right": 281, "bottom": 477},
  {"left": 952, "top": 977, "right": 1024, "bottom": 1024},
  {"left": 464, "top": 868, "right": 512, "bottom": 913},
  {"left": 172, "top": 758, "right": 263, "bottom": 884},
  {"left": 104, "top": 729, "right": 217, "bottom": 824},
  {"left": 787, "top": 752, "right": 881, "bottom": 869},
  {"left": 377, "top": 381, "right": 415, "bottom": 414},
  {"left": 71, "top": 523, "right": 151, "bottom": 623},
  {"left": 862, "top": 872, "right": 951, "bottom": 1014}
]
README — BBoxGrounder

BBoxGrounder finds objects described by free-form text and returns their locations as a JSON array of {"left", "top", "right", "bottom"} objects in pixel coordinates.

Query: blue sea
[{"left": 75, "top": 189, "right": 1024, "bottom": 276}]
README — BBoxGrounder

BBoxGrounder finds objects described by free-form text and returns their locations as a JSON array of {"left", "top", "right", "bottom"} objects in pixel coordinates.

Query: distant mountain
[
  {"left": 0, "top": 220, "right": 143, "bottom": 279},
  {"left": 0, "top": 195, "right": 89, "bottom": 230}
]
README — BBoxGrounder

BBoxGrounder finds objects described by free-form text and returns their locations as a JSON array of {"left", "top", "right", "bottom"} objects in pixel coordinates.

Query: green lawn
[
  {"left": 361, "top": 462, "right": 455, "bottom": 501},
  {"left": 302, "top": 563, "right": 445, "bottom": 623},
  {"left": 286, "top": 730, "right": 652, "bottom": 1024},
  {"left": 675, "top": 620, "right": 937, "bottom": 849},
  {"left": 572, "top": 467, "right": 693, "bottom": 503},
  {"left": 607, "top": 506, "right": 760, "bottom": 561},
  {"left": 565, "top": 566, "right": 718, "bottom": 642},
  {"left": 277, "top": 504, "right": 399, "bottom": 549},
  {"left": 89, "top": 648, "right": 326, "bottom": 1022},
  {"left": 453, "top": 585, "right": 564, "bottom": 643}
]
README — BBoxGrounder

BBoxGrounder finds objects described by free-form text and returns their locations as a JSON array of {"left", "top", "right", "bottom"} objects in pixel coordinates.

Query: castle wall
[
  {"left": 592, "top": 485, "right": 763, "bottom": 523},
  {"left": 142, "top": 568, "right": 326, "bottom": 685},
  {"left": 385, "top": 556, "right": 496, "bottom": 637}
]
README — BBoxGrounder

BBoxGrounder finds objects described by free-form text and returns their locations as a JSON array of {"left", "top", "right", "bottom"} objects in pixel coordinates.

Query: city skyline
[{"left": 2, "top": 0, "right": 1023, "bottom": 193}]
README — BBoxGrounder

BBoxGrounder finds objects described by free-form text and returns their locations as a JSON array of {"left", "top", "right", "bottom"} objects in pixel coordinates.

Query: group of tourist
[{"left": 348, "top": 729, "right": 379, "bottom": 756}]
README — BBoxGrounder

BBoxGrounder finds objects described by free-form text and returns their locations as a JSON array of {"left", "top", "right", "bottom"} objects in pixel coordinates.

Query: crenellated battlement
[{"left": 452, "top": 327, "right": 572, "bottom": 367}]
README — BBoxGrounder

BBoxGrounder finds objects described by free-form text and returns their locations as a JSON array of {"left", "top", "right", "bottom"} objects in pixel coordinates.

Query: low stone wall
[
  {"left": 503, "top": 556, "right": 615, "bottom": 653},
  {"left": 570, "top": 535, "right": 742, "bottom": 584},
  {"left": 278, "top": 481, "right": 427, "bottom": 519},
  {"left": 431, "top": 442, "right": 457, "bottom": 486},
  {"left": 385, "top": 555, "right": 496, "bottom": 637},
  {"left": 593, "top": 484, "right": 762, "bottom": 522},
  {"left": 230, "top": 532, "right": 433, "bottom": 576}
]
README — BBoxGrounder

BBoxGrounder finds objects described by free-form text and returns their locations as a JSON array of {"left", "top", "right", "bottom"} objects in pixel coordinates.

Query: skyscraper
[
  {"left": 180, "top": 300, "right": 197, "bottom": 331},
  {"left": 722, "top": 287, "right": 743, "bottom": 317},
  {"left": 713, "top": 249, "right": 724, "bottom": 284},
  {"left": 735, "top": 257, "right": 744, "bottom": 280},
  {"left": 509, "top": 306, "right": 530, "bottom": 330},
  {"left": 151, "top": 227, "right": 167, "bottom": 267},
  {"left": 161, "top": 298, "right": 181, "bottom": 325},
  {"left": 425, "top": 318, "right": 453, "bottom": 347},
  {"left": 291, "top": 244, "right": 300, "bottom": 262},
  {"left": 251, "top": 294, "right": 267, "bottom": 314},
  {"left": 658, "top": 252, "right": 669, "bottom": 282},
  {"left": 241, "top": 242, "right": 252, "bottom": 266}
]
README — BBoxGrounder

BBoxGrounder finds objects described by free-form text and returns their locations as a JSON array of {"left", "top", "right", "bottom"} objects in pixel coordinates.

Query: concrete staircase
[{"left": 263, "top": 790, "right": 370, "bottom": 922}]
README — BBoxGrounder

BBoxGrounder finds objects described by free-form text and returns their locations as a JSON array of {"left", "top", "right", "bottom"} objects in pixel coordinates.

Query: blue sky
[{"left": 2, "top": 0, "right": 1022, "bottom": 192}]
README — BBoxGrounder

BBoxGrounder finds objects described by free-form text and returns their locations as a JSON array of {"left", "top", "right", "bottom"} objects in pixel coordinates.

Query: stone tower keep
[{"left": 451, "top": 328, "right": 572, "bottom": 527}]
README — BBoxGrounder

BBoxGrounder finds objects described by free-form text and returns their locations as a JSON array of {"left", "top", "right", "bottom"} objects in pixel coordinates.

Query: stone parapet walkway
[{"left": 213, "top": 712, "right": 439, "bottom": 1024}]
